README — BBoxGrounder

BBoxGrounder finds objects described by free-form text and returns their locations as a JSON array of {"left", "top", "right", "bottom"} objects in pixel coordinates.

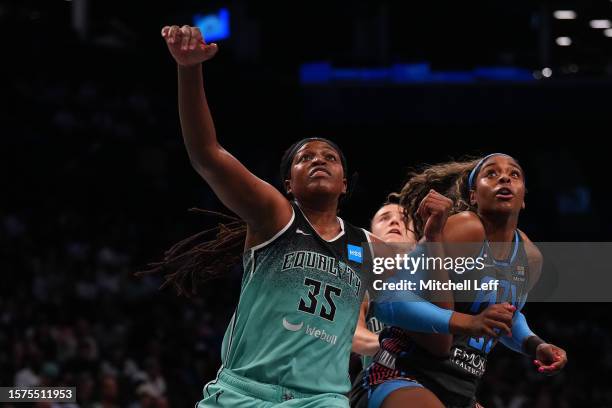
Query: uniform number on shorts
[{"left": 298, "top": 278, "right": 342, "bottom": 321}]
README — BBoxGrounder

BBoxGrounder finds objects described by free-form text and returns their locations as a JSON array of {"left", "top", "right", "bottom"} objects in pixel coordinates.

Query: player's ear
[
  {"left": 469, "top": 189, "right": 477, "bottom": 207},
  {"left": 285, "top": 178, "right": 292, "bottom": 196}
]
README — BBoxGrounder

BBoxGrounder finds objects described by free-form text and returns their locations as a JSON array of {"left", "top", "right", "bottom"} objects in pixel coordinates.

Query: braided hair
[{"left": 137, "top": 138, "right": 349, "bottom": 296}]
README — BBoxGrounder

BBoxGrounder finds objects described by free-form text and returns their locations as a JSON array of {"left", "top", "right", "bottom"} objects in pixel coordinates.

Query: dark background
[{"left": 2, "top": 0, "right": 611, "bottom": 407}]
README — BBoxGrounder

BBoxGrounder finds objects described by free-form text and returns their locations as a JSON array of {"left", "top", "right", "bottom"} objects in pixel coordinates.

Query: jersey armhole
[
  {"left": 360, "top": 229, "right": 376, "bottom": 302},
  {"left": 246, "top": 207, "right": 296, "bottom": 253},
  {"left": 361, "top": 228, "right": 375, "bottom": 260},
  {"left": 243, "top": 208, "right": 296, "bottom": 283}
]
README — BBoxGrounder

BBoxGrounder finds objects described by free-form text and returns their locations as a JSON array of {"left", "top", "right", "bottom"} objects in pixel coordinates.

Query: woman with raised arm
[{"left": 147, "top": 26, "right": 517, "bottom": 408}]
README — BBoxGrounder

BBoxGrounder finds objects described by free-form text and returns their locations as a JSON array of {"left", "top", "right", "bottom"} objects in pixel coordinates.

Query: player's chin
[
  {"left": 384, "top": 233, "right": 406, "bottom": 243},
  {"left": 490, "top": 200, "right": 521, "bottom": 214},
  {"left": 305, "top": 179, "right": 344, "bottom": 195}
]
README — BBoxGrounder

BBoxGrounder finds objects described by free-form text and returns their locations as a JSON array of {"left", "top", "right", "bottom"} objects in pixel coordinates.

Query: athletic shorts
[
  {"left": 197, "top": 368, "right": 349, "bottom": 407},
  {"left": 349, "top": 371, "right": 422, "bottom": 408},
  {"left": 350, "top": 367, "right": 482, "bottom": 408}
]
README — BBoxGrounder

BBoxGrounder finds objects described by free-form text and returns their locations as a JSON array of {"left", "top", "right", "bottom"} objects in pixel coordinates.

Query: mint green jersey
[{"left": 219, "top": 203, "right": 371, "bottom": 395}]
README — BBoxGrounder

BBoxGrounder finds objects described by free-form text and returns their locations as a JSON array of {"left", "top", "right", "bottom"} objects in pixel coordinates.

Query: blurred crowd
[
  {"left": 4, "top": 200, "right": 612, "bottom": 407},
  {"left": 3, "top": 31, "right": 612, "bottom": 407}
]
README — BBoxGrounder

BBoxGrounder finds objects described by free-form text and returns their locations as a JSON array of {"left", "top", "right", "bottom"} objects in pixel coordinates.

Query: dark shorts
[{"left": 349, "top": 367, "right": 482, "bottom": 408}]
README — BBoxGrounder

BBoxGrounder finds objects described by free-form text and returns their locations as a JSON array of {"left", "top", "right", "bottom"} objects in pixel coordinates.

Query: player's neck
[
  {"left": 480, "top": 213, "right": 518, "bottom": 243},
  {"left": 295, "top": 200, "right": 341, "bottom": 238},
  {"left": 478, "top": 214, "right": 519, "bottom": 261}
]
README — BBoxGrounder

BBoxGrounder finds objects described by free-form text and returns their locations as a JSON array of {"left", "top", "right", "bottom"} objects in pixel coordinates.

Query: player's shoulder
[
  {"left": 517, "top": 229, "right": 543, "bottom": 265},
  {"left": 443, "top": 211, "right": 486, "bottom": 243},
  {"left": 341, "top": 217, "right": 370, "bottom": 243},
  {"left": 517, "top": 229, "right": 543, "bottom": 290}
]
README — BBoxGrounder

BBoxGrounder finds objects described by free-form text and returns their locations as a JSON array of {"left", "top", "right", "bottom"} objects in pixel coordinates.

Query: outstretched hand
[
  {"left": 161, "top": 25, "right": 218, "bottom": 67},
  {"left": 534, "top": 343, "right": 567, "bottom": 375}
]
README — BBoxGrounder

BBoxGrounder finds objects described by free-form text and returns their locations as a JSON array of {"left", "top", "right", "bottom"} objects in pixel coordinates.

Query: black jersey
[{"left": 366, "top": 230, "right": 530, "bottom": 406}]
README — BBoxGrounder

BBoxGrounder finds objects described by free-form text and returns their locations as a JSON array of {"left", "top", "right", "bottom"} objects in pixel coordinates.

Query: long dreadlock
[
  {"left": 136, "top": 137, "right": 350, "bottom": 296},
  {"left": 135, "top": 208, "right": 246, "bottom": 296}
]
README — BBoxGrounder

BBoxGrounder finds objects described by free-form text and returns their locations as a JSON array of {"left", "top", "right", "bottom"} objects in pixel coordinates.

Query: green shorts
[{"left": 197, "top": 368, "right": 349, "bottom": 407}]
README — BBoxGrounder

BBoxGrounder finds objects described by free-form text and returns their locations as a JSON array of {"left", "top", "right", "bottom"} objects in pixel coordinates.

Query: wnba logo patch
[{"left": 347, "top": 244, "right": 363, "bottom": 263}]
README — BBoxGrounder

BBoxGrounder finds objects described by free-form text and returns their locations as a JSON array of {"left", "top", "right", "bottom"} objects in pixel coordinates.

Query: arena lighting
[
  {"left": 193, "top": 8, "right": 230, "bottom": 42},
  {"left": 605, "top": 28, "right": 612, "bottom": 37},
  {"left": 556, "top": 37, "right": 572, "bottom": 46},
  {"left": 542, "top": 67, "right": 552, "bottom": 78},
  {"left": 553, "top": 10, "right": 577, "bottom": 20},
  {"left": 589, "top": 19, "right": 611, "bottom": 29},
  {"left": 299, "top": 62, "right": 533, "bottom": 84}
]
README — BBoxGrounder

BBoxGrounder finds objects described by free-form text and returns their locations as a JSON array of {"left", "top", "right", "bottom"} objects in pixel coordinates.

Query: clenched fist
[{"left": 417, "top": 189, "right": 453, "bottom": 242}]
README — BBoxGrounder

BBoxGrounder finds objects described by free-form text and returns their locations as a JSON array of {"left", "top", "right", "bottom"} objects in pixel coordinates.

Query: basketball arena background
[{"left": 2, "top": 0, "right": 611, "bottom": 406}]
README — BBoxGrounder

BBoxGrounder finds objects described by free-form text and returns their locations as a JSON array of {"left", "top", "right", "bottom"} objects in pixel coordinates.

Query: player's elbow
[
  {"left": 352, "top": 330, "right": 379, "bottom": 356},
  {"left": 189, "top": 155, "right": 208, "bottom": 176},
  {"left": 188, "top": 144, "right": 223, "bottom": 175},
  {"left": 351, "top": 338, "right": 366, "bottom": 355}
]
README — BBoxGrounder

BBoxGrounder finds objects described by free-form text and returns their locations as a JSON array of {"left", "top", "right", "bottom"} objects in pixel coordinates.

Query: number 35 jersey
[{"left": 220, "top": 202, "right": 372, "bottom": 395}]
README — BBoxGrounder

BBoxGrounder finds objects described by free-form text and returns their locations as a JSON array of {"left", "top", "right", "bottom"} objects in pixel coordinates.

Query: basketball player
[
  {"left": 351, "top": 154, "right": 568, "bottom": 408},
  {"left": 155, "top": 25, "right": 517, "bottom": 407},
  {"left": 351, "top": 200, "right": 417, "bottom": 362}
]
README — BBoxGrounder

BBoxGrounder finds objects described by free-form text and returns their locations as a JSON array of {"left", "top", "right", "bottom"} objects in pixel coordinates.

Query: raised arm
[{"left": 162, "top": 25, "right": 292, "bottom": 247}]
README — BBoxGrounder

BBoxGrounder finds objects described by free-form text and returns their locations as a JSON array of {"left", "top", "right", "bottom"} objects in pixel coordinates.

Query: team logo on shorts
[{"left": 347, "top": 244, "right": 363, "bottom": 263}]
